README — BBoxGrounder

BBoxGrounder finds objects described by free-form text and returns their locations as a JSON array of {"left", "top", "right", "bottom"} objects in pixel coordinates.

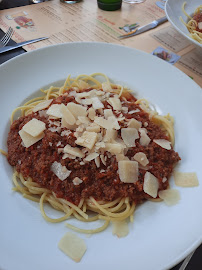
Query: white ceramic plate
[
  {"left": 0, "top": 42, "right": 202, "bottom": 270},
  {"left": 165, "top": 0, "right": 202, "bottom": 50}
]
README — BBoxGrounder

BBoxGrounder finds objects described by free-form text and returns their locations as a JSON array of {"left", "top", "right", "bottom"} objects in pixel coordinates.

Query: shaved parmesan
[
  {"left": 100, "top": 154, "right": 106, "bottom": 166},
  {"left": 121, "top": 128, "right": 139, "bottom": 147},
  {"left": 77, "top": 80, "right": 90, "bottom": 90},
  {"left": 95, "top": 156, "right": 100, "bottom": 168},
  {"left": 116, "top": 154, "right": 129, "bottom": 162},
  {"left": 143, "top": 172, "right": 159, "bottom": 198},
  {"left": 64, "top": 144, "right": 84, "bottom": 158},
  {"left": 94, "top": 116, "right": 112, "bottom": 130},
  {"left": 108, "top": 116, "right": 120, "bottom": 130},
  {"left": 94, "top": 116, "right": 120, "bottom": 130},
  {"left": 102, "top": 82, "right": 112, "bottom": 92},
  {"left": 58, "top": 232, "right": 87, "bottom": 262},
  {"left": 51, "top": 161, "right": 71, "bottom": 181},
  {"left": 73, "top": 177, "right": 83, "bottom": 185},
  {"left": 104, "top": 129, "right": 117, "bottom": 142},
  {"left": 159, "top": 189, "right": 180, "bottom": 206},
  {"left": 118, "top": 160, "right": 138, "bottom": 183},
  {"left": 61, "top": 117, "right": 76, "bottom": 130},
  {"left": 33, "top": 99, "right": 52, "bottom": 112},
  {"left": 38, "top": 110, "right": 48, "bottom": 118},
  {"left": 128, "top": 109, "right": 140, "bottom": 114},
  {"left": 60, "top": 104, "right": 76, "bottom": 125},
  {"left": 133, "top": 152, "right": 149, "bottom": 166},
  {"left": 127, "top": 118, "right": 142, "bottom": 129},
  {"left": 47, "top": 104, "right": 63, "bottom": 118},
  {"left": 108, "top": 97, "right": 122, "bottom": 111},
  {"left": 112, "top": 220, "right": 129, "bottom": 238},
  {"left": 76, "top": 131, "right": 98, "bottom": 150},
  {"left": 23, "top": 118, "right": 46, "bottom": 137},
  {"left": 153, "top": 139, "right": 171, "bottom": 150},
  {"left": 88, "top": 107, "right": 96, "bottom": 120},
  {"left": 86, "top": 124, "right": 100, "bottom": 133},
  {"left": 19, "top": 129, "right": 44, "bottom": 148},
  {"left": 66, "top": 102, "right": 87, "bottom": 118},
  {"left": 122, "top": 107, "right": 128, "bottom": 113},
  {"left": 198, "top": 22, "right": 202, "bottom": 30},
  {"left": 174, "top": 172, "right": 199, "bottom": 187},
  {"left": 91, "top": 97, "right": 104, "bottom": 110},
  {"left": 104, "top": 109, "right": 114, "bottom": 119},
  {"left": 84, "top": 152, "right": 99, "bottom": 161},
  {"left": 79, "top": 98, "right": 92, "bottom": 106},
  {"left": 105, "top": 143, "right": 124, "bottom": 155},
  {"left": 139, "top": 128, "right": 151, "bottom": 146}
]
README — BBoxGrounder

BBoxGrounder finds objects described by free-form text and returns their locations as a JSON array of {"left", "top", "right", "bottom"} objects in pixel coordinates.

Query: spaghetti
[
  {"left": 5, "top": 73, "right": 180, "bottom": 234},
  {"left": 180, "top": 2, "right": 202, "bottom": 44}
]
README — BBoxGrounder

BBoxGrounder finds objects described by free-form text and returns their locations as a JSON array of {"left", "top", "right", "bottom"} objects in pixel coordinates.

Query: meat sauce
[
  {"left": 193, "top": 12, "right": 202, "bottom": 33},
  {"left": 7, "top": 90, "right": 180, "bottom": 205}
]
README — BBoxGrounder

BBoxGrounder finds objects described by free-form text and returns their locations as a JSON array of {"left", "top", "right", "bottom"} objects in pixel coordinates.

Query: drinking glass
[
  {"left": 60, "top": 0, "right": 82, "bottom": 3},
  {"left": 123, "top": 0, "right": 146, "bottom": 3}
]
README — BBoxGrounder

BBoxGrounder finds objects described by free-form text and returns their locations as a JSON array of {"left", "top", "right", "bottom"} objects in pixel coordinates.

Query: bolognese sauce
[{"left": 7, "top": 86, "right": 180, "bottom": 206}]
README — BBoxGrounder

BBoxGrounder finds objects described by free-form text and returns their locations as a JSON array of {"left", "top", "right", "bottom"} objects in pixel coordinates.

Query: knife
[
  {"left": 0, "top": 37, "right": 48, "bottom": 54},
  {"left": 118, "top": 16, "right": 167, "bottom": 39}
]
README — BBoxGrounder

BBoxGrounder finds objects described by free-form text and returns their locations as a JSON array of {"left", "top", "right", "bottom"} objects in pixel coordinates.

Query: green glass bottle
[{"left": 97, "top": 0, "right": 122, "bottom": 11}]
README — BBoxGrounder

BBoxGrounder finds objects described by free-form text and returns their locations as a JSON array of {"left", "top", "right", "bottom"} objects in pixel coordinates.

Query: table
[{"left": 0, "top": 1, "right": 202, "bottom": 269}]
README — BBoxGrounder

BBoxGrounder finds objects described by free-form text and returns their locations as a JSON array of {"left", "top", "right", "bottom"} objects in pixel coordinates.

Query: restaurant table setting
[{"left": 0, "top": 1, "right": 202, "bottom": 270}]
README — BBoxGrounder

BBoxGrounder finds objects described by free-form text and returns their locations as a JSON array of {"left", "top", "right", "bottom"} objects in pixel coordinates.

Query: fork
[{"left": 0, "top": 27, "right": 14, "bottom": 48}]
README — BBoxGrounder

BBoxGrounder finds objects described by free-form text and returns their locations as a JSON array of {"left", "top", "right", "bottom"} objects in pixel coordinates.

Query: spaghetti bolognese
[
  {"left": 180, "top": 2, "right": 202, "bottom": 44},
  {"left": 5, "top": 73, "right": 180, "bottom": 234}
]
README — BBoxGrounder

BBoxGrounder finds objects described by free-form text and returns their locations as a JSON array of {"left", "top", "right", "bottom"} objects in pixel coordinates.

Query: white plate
[
  {"left": 165, "top": 0, "right": 202, "bottom": 50},
  {"left": 0, "top": 42, "right": 202, "bottom": 270}
]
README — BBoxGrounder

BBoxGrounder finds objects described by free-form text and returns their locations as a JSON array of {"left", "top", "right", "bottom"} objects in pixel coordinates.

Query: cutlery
[
  {"left": 118, "top": 16, "right": 168, "bottom": 39},
  {"left": 178, "top": 250, "right": 195, "bottom": 270},
  {"left": 0, "top": 37, "right": 48, "bottom": 54},
  {"left": 0, "top": 27, "right": 14, "bottom": 48}
]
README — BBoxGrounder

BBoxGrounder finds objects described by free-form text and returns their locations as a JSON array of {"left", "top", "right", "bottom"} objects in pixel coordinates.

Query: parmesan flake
[
  {"left": 58, "top": 232, "right": 87, "bottom": 262},
  {"left": 51, "top": 161, "right": 71, "bottom": 181},
  {"left": 173, "top": 172, "right": 199, "bottom": 187},
  {"left": 22, "top": 118, "right": 46, "bottom": 137}
]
